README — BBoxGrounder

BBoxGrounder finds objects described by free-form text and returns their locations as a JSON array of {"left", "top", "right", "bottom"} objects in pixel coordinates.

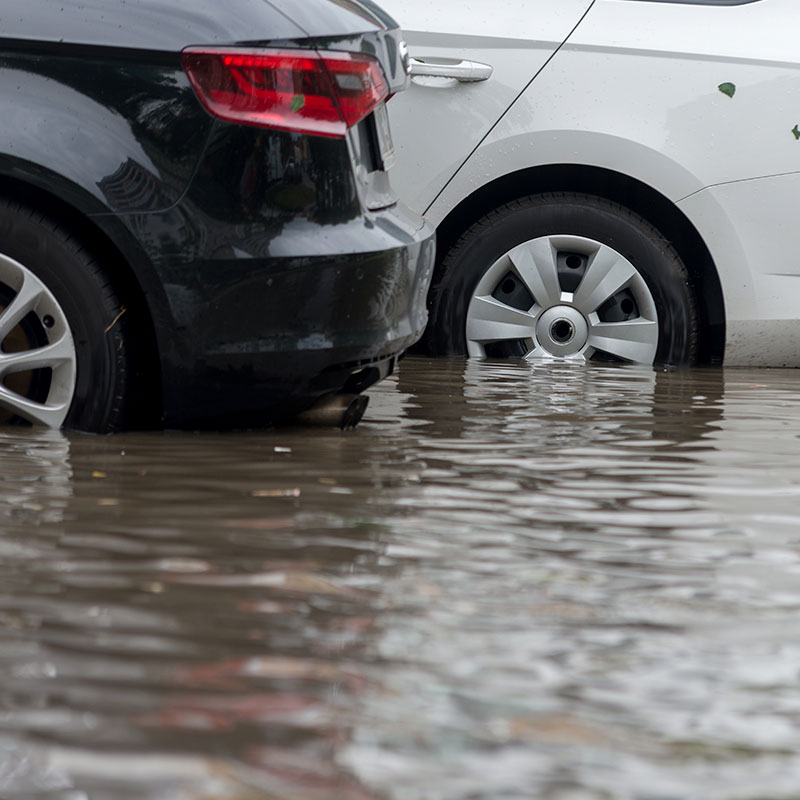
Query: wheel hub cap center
[
  {"left": 535, "top": 305, "right": 589, "bottom": 356},
  {"left": 550, "top": 319, "right": 575, "bottom": 344}
]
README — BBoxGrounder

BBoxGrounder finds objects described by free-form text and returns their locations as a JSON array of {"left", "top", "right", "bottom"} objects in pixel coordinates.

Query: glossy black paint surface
[
  {"left": 1, "top": 1, "right": 306, "bottom": 51},
  {"left": 0, "top": 0, "right": 432, "bottom": 427},
  {"left": 268, "top": 0, "right": 398, "bottom": 35},
  {"left": 114, "top": 114, "right": 433, "bottom": 425},
  {"left": 0, "top": 51, "right": 210, "bottom": 214},
  {"left": 1, "top": 0, "right": 401, "bottom": 52}
]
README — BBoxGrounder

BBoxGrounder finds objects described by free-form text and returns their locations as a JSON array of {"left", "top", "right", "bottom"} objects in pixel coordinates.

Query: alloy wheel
[{"left": 0, "top": 253, "right": 76, "bottom": 427}]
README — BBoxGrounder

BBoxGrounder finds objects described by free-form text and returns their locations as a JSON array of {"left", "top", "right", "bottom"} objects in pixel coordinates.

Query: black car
[{"left": 0, "top": 0, "right": 434, "bottom": 431}]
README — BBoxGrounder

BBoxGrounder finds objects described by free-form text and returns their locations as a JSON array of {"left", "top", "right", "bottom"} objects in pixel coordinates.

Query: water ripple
[{"left": 1, "top": 360, "right": 800, "bottom": 797}]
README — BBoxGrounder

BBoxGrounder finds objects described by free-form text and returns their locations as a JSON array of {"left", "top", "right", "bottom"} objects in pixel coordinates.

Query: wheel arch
[
  {"left": 429, "top": 164, "right": 725, "bottom": 365},
  {"left": 0, "top": 173, "right": 164, "bottom": 426}
]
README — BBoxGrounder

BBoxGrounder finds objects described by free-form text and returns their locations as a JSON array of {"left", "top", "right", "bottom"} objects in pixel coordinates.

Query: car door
[{"left": 379, "top": 0, "right": 594, "bottom": 215}]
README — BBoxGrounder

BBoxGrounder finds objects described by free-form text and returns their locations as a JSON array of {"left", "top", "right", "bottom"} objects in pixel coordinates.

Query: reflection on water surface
[{"left": 2, "top": 357, "right": 800, "bottom": 799}]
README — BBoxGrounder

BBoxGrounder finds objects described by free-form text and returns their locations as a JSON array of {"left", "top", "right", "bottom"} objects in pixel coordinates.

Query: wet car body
[
  {"left": 0, "top": 0, "right": 434, "bottom": 429},
  {"left": 381, "top": 0, "right": 800, "bottom": 369}
]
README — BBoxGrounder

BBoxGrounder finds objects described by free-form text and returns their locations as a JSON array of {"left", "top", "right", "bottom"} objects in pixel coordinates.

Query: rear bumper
[
  {"left": 154, "top": 204, "right": 435, "bottom": 426},
  {"left": 104, "top": 116, "right": 435, "bottom": 427}
]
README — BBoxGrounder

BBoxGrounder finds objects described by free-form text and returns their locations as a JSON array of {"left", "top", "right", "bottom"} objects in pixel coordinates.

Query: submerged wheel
[
  {"left": 426, "top": 193, "right": 698, "bottom": 366},
  {"left": 0, "top": 201, "right": 130, "bottom": 431}
]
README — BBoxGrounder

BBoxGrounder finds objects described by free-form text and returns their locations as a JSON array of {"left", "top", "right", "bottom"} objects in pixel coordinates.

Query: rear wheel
[
  {"left": 425, "top": 193, "right": 698, "bottom": 366},
  {"left": 0, "top": 201, "right": 130, "bottom": 431}
]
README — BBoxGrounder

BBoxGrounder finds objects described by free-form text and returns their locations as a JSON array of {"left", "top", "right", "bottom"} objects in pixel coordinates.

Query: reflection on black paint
[
  {"left": 0, "top": 51, "right": 211, "bottom": 212},
  {"left": 186, "top": 124, "right": 358, "bottom": 242}
]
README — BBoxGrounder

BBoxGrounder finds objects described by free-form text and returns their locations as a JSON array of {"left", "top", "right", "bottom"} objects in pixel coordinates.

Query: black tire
[
  {"left": 0, "top": 199, "right": 130, "bottom": 432},
  {"left": 423, "top": 192, "right": 698, "bottom": 366}
]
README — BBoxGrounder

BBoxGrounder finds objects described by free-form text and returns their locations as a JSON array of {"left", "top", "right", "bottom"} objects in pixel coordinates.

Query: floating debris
[{"left": 251, "top": 488, "right": 301, "bottom": 497}]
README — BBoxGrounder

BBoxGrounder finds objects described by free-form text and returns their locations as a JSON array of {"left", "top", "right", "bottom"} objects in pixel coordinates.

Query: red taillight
[{"left": 182, "top": 47, "right": 388, "bottom": 138}]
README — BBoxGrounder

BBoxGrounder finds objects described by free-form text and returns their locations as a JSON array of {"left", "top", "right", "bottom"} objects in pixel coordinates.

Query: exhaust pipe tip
[
  {"left": 339, "top": 394, "right": 369, "bottom": 430},
  {"left": 295, "top": 393, "right": 370, "bottom": 430}
]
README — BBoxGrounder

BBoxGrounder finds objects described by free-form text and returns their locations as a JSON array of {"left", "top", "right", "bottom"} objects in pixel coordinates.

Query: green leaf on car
[
  {"left": 793, "top": 125, "right": 800, "bottom": 141},
  {"left": 290, "top": 94, "right": 305, "bottom": 113},
  {"left": 718, "top": 82, "right": 736, "bottom": 98}
]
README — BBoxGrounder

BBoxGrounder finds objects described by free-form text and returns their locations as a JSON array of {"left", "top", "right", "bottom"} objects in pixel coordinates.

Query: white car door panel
[
  {"left": 379, "top": 0, "right": 594, "bottom": 214},
  {"left": 426, "top": 0, "right": 800, "bottom": 226}
]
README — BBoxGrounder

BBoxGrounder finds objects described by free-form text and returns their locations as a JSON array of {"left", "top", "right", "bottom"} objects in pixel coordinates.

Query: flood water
[{"left": 3, "top": 356, "right": 800, "bottom": 799}]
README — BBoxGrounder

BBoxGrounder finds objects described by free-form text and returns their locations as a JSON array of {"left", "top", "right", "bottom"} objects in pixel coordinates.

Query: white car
[{"left": 381, "top": 0, "right": 800, "bottom": 367}]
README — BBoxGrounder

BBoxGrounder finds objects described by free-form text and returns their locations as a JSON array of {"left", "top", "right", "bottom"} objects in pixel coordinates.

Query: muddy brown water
[{"left": 2, "top": 356, "right": 800, "bottom": 799}]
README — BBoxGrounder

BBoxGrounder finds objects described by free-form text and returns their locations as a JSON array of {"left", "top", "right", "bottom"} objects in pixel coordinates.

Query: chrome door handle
[{"left": 409, "top": 57, "right": 493, "bottom": 83}]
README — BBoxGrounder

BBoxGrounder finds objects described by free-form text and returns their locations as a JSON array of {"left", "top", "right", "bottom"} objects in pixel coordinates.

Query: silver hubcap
[
  {"left": 535, "top": 305, "right": 589, "bottom": 356},
  {"left": 465, "top": 235, "right": 659, "bottom": 363},
  {"left": 0, "top": 253, "right": 76, "bottom": 427}
]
